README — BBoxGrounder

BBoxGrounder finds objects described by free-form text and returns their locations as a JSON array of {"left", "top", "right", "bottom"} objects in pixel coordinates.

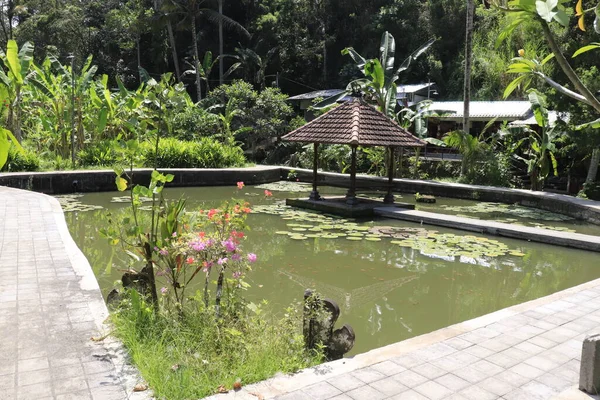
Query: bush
[
  {"left": 172, "top": 106, "right": 223, "bottom": 141},
  {"left": 141, "top": 138, "right": 245, "bottom": 168},
  {"left": 1, "top": 147, "right": 40, "bottom": 172},
  {"left": 78, "top": 141, "right": 119, "bottom": 167},
  {"left": 579, "top": 182, "right": 600, "bottom": 200},
  {"left": 461, "top": 151, "right": 513, "bottom": 187}
]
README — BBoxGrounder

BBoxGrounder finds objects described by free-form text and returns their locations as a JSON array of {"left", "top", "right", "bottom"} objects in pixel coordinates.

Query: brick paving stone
[
  {"left": 413, "top": 380, "right": 454, "bottom": 400},
  {"left": 301, "top": 381, "right": 342, "bottom": 399},
  {"left": 392, "top": 370, "right": 429, "bottom": 387},
  {"left": 411, "top": 363, "right": 447, "bottom": 380},
  {"left": 390, "top": 354, "right": 425, "bottom": 369},
  {"left": 370, "top": 360, "right": 406, "bottom": 376},
  {"left": 345, "top": 385, "right": 386, "bottom": 400},
  {"left": 326, "top": 373, "right": 363, "bottom": 392},
  {"left": 350, "top": 367, "right": 386, "bottom": 384},
  {"left": 434, "top": 373, "right": 471, "bottom": 391},
  {"left": 457, "top": 385, "right": 497, "bottom": 400},
  {"left": 368, "top": 376, "right": 407, "bottom": 397},
  {"left": 478, "top": 376, "right": 514, "bottom": 397},
  {"left": 388, "top": 390, "right": 428, "bottom": 400}
]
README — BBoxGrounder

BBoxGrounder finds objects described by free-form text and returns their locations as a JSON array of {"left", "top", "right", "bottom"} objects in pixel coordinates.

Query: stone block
[{"left": 579, "top": 333, "right": 600, "bottom": 394}]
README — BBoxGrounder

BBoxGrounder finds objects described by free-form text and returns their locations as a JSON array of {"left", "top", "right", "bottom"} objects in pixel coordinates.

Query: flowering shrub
[{"left": 154, "top": 200, "right": 256, "bottom": 314}]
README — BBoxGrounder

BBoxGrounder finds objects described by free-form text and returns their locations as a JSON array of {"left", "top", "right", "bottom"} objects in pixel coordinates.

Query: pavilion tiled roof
[{"left": 282, "top": 99, "right": 426, "bottom": 147}]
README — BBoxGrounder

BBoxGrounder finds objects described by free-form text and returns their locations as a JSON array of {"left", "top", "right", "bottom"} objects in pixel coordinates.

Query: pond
[{"left": 60, "top": 183, "right": 600, "bottom": 355}]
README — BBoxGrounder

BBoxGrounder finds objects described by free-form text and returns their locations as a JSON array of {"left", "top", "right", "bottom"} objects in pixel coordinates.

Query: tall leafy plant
[
  {"left": 512, "top": 91, "right": 560, "bottom": 191},
  {"left": 315, "top": 32, "right": 434, "bottom": 118},
  {"left": 0, "top": 40, "right": 34, "bottom": 143},
  {"left": 106, "top": 73, "right": 190, "bottom": 310}
]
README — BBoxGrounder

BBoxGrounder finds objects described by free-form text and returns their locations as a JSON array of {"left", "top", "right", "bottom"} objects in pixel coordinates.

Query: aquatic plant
[
  {"left": 54, "top": 194, "right": 103, "bottom": 212},
  {"left": 252, "top": 203, "right": 525, "bottom": 259}
]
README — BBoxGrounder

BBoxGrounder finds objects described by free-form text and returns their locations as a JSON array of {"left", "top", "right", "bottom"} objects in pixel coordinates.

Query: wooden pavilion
[{"left": 282, "top": 98, "right": 426, "bottom": 206}]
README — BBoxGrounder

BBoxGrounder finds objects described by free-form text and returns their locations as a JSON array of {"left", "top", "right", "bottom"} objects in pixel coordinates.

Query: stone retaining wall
[
  {"left": 283, "top": 167, "right": 600, "bottom": 224},
  {"left": 2, "top": 166, "right": 600, "bottom": 224},
  {"left": 0, "top": 166, "right": 283, "bottom": 194}
]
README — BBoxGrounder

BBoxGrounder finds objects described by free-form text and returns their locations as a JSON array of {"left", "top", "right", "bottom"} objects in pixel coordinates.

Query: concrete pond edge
[{"left": 2, "top": 165, "right": 600, "bottom": 223}]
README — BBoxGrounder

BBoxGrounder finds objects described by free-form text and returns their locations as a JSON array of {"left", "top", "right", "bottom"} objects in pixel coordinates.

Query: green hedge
[
  {"left": 1, "top": 147, "right": 40, "bottom": 172},
  {"left": 141, "top": 137, "right": 245, "bottom": 168},
  {"left": 78, "top": 141, "right": 119, "bottom": 167}
]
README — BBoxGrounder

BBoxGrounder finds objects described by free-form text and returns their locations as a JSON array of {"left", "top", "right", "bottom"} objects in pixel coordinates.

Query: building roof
[
  {"left": 281, "top": 99, "right": 426, "bottom": 147},
  {"left": 508, "top": 111, "right": 569, "bottom": 127},
  {"left": 287, "top": 83, "right": 436, "bottom": 102},
  {"left": 397, "top": 83, "right": 436, "bottom": 97},
  {"left": 287, "top": 89, "right": 345, "bottom": 101},
  {"left": 425, "top": 101, "right": 532, "bottom": 120}
]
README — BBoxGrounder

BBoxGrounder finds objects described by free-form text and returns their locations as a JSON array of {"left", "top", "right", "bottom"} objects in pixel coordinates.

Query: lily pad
[{"left": 255, "top": 181, "right": 312, "bottom": 192}]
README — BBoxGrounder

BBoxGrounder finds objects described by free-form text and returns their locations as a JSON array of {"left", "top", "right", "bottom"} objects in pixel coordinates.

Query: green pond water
[{"left": 60, "top": 183, "right": 600, "bottom": 355}]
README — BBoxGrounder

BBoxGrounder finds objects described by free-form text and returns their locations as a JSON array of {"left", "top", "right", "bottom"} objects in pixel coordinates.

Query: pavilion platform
[{"left": 286, "top": 196, "right": 414, "bottom": 218}]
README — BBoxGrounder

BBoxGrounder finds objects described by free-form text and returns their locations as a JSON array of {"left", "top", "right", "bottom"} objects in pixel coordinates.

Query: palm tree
[
  {"left": 315, "top": 32, "right": 434, "bottom": 119},
  {"left": 162, "top": 0, "right": 248, "bottom": 100},
  {"left": 225, "top": 44, "right": 278, "bottom": 89}
]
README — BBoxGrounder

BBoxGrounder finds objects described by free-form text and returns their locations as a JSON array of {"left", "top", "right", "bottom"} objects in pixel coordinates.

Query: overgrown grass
[{"left": 111, "top": 293, "right": 322, "bottom": 399}]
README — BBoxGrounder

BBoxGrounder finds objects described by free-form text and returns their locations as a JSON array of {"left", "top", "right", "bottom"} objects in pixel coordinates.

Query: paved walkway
[
  {"left": 213, "top": 277, "right": 600, "bottom": 400},
  {"left": 374, "top": 208, "right": 600, "bottom": 252},
  {"left": 0, "top": 186, "right": 145, "bottom": 400}
]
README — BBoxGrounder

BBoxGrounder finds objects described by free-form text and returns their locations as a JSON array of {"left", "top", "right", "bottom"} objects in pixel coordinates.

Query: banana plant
[
  {"left": 512, "top": 91, "right": 560, "bottom": 191},
  {"left": 207, "top": 98, "right": 250, "bottom": 145},
  {"left": 29, "top": 55, "right": 98, "bottom": 156},
  {"left": 0, "top": 126, "right": 24, "bottom": 170},
  {"left": 0, "top": 40, "right": 34, "bottom": 143},
  {"left": 182, "top": 50, "right": 221, "bottom": 95},
  {"left": 314, "top": 32, "right": 435, "bottom": 118}
]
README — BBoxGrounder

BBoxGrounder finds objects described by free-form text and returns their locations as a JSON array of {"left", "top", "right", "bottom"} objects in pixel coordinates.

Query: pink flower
[
  {"left": 264, "top": 190, "right": 273, "bottom": 197},
  {"left": 232, "top": 271, "right": 242, "bottom": 279},
  {"left": 247, "top": 253, "right": 257, "bottom": 263},
  {"left": 160, "top": 287, "right": 168, "bottom": 294},
  {"left": 172, "top": 232, "right": 177, "bottom": 237},
  {"left": 222, "top": 238, "right": 237, "bottom": 253},
  {"left": 217, "top": 257, "right": 228, "bottom": 265},
  {"left": 159, "top": 248, "right": 169, "bottom": 256},
  {"left": 237, "top": 181, "right": 245, "bottom": 190},
  {"left": 207, "top": 209, "right": 218, "bottom": 219},
  {"left": 231, "top": 254, "right": 241, "bottom": 261}
]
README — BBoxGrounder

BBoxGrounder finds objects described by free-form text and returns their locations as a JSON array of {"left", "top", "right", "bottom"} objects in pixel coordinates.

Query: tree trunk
[
  {"left": 219, "top": 0, "right": 224, "bottom": 86},
  {"left": 191, "top": 17, "right": 202, "bottom": 100},
  {"left": 136, "top": 36, "right": 142, "bottom": 80},
  {"left": 586, "top": 147, "right": 600, "bottom": 184},
  {"left": 167, "top": 21, "right": 181, "bottom": 82},
  {"left": 462, "top": 0, "right": 474, "bottom": 161}
]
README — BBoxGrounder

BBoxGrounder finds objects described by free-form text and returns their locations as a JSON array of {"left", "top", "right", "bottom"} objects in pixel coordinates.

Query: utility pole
[{"left": 219, "top": 0, "right": 224, "bottom": 86}]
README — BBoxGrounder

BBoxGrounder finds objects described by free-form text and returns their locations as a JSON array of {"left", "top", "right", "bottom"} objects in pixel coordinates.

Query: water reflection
[{"left": 61, "top": 186, "right": 600, "bottom": 355}]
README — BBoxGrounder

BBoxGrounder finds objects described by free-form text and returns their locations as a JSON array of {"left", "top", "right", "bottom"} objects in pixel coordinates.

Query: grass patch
[{"left": 111, "top": 293, "right": 322, "bottom": 399}]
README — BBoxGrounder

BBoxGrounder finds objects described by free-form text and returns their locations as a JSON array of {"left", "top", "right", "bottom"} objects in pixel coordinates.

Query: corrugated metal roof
[
  {"left": 287, "top": 83, "right": 436, "bottom": 101},
  {"left": 426, "top": 101, "right": 531, "bottom": 119},
  {"left": 287, "top": 89, "right": 345, "bottom": 101},
  {"left": 508, "top": 111, "right": 568, "bottom": 127},
  {"left": 281, "top": 99, "right": 426, "bottom": 147},
  {"left": 397, "top": 83, "right": 435, "bottom": 95}
]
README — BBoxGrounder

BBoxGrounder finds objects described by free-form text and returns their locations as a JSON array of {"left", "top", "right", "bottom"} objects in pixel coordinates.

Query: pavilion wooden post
[
  {"left": 346, "top": 145, "right": 359, "bottom": 205},
  {"left": 383, "top": 146, "right": 395, "bottom": 204},
  {"left": 309, "top": 143, "right": 321, "bottom": 201}
]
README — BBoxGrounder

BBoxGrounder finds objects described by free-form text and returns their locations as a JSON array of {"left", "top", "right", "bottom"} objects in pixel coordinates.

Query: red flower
[
  {"left": 237, "top": 181, "right": 245, "bottom": 190},
  {"left": 264, "top": 190, "right": 273, "bottom": 197}
]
